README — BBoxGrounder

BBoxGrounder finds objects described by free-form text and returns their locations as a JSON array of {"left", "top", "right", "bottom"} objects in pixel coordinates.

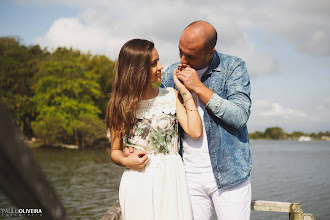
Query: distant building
[{"left": 298, "top": 136, "right": 312, "bottom": 142}]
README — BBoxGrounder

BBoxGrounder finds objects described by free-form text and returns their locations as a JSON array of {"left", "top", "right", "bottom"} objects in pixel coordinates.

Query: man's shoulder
[
  {"left": 214, "top": 51, "right": 247, "bottom": 73},
  {"left": 217, "top": 51, "right": 243, "bottom": 63}
]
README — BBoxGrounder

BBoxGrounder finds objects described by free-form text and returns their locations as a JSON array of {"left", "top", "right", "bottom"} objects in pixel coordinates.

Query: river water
[{"left": 1, "top": 140, "right": 330, "bottom": 219}]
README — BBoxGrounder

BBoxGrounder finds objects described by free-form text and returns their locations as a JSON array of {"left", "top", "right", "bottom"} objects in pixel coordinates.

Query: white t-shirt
[{"left": 182, "top": 66, "right": 213, "bottom": 173}]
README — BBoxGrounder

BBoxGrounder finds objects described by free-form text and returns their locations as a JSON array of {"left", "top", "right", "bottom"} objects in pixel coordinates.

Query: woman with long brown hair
[{"left": 106, "top": 39, "right": 202, "bottom": 220}]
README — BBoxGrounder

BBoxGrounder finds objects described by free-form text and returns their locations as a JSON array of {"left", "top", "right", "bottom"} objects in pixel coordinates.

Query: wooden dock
[{"left": 101, "top": 200, "right": 314, "bottom": 220}]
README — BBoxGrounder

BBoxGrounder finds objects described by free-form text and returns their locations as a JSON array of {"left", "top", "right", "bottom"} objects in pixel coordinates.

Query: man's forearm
[
  {"left": 194, "top": 83, "right": 214, "bottom": 105},
  {"left": 206, "top": 92, "right": 251, "bottom": 129},
  {"left": 194, "top": 84, "right": 249, "bottom": 129}
]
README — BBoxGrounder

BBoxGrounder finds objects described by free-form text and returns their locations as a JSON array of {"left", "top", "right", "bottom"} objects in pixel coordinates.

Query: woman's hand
[
  {"left": 123, "top": 151, "right": 149, "bottom": 172},
  {"left": 173, "top": 68, "right": 188, "bottom": 91}
]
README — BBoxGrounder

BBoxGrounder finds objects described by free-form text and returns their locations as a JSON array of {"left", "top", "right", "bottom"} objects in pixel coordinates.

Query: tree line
[
  {"left": 0, "top": 37, "right": 116, "bottom": 148},
  {"left": 249, "top": 127, "right": 330, "bottom": 140}
]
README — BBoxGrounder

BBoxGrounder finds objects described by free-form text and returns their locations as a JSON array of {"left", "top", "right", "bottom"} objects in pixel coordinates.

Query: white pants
[{"left": 185, "top": 172, "right": 251, "bottom": 220}]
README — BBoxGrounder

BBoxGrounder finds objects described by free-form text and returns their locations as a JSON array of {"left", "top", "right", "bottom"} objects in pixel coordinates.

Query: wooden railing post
[{"left": 289, "top": 203, "right": 304, "bottom": 220}]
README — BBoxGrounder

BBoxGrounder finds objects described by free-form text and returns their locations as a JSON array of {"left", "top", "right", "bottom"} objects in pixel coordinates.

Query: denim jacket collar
[{"left": 204, "top": 51, "right": 221, "bottom": 77}]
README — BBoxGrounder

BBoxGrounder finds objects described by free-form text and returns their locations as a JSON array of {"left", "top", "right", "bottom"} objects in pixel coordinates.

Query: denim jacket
[{"left": 160, "top": 51, "right": 252, "bottom": 189}]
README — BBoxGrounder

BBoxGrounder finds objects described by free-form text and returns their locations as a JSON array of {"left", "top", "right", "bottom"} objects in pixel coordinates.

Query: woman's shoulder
[
  {"left": 159, "top": 87, "right": 177, "bottom": 96},
  {"left": 158, "top": 87, "right": 178, "bottom": 102}
]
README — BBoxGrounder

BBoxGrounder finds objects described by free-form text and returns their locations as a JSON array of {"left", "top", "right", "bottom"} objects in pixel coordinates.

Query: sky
[{"left": 1, "top": 0, "right": 329, "bottom": 133}]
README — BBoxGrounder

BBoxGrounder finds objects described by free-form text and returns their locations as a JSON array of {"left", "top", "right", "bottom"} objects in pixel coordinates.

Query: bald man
[{"left": 161, "top": 21, "right": 252, "bottom": 220}]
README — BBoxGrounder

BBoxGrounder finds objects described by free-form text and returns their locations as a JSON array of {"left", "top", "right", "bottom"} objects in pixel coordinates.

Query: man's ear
[
  {"left": 207, "top": 48, "right": 215, "bottom": 62},
  {"left": 209, "top": 48, "right": 215, "bottom": 57}
]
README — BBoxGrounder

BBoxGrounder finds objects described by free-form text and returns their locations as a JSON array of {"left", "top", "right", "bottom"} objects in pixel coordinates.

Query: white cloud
[
  {"left": 248, "top": 98, "right": 330, "bottom": 133},
  {"left": 251, "top": 99, "right": 306, "bottom": 120},
  {"left": 248, "top": 99, "right": 306, "bottom": 132},
  {"left": 22, "top": 0, "right": 330, "bottom": 57},
  {"left": 35, "top": 17, "right": 124, "bottom": 59},
  {"left": 33, "top": 0, "right": 279, "bottom": 76},
  {"left": 239, "top": 0, "right": 330, "bottom": 56}
]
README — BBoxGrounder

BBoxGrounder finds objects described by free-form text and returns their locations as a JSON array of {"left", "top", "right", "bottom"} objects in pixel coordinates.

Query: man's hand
[
  {"left": 176, "top": 66, "right": 204, "bottom": 94},
  {"left": 122, "top": 147, "right": 149, "bottom": 171},
  {"left": 123, "top": 146, "right": 134, "bottom": 157},
  {"left": 123, "top": 151, "right": 149, "bottom": 172},
  {"left": 176, "top": 65, "right": 214, "bottom": 105}
]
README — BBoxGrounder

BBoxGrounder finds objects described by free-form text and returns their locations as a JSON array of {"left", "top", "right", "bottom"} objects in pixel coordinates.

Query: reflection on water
[{"left": 1, "top": 141, "right": 330, "bottom": 220}]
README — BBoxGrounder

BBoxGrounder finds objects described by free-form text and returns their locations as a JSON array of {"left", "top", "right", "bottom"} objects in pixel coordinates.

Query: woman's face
[{"left": 148, "top": 47, "right": 163, "bottom": 84}]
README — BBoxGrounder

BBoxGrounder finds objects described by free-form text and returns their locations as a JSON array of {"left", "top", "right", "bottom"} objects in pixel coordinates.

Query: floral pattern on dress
[
  {"left": 124, "top": 114, "right": 178, "bottom": 154},
  {"left": 123, "top": 88, "right": 179, "bottom": 154}
]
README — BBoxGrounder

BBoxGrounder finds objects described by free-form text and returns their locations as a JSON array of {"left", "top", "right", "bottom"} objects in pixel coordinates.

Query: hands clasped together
[{"left": 174, "top": 64, "right": 203, "bottom": 94}]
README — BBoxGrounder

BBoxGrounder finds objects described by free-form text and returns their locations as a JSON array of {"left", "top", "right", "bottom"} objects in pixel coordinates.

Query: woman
[{"left": 106, "top": 39, "right": 202, "bottom": 220}]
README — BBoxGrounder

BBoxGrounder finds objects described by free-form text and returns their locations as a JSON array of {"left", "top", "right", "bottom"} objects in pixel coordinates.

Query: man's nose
[{"left": 180, "top": 55, "right": 187, "bottom": 64}]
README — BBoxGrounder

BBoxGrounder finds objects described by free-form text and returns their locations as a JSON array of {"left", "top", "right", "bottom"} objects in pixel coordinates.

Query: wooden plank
[
  {"left": 252, "top": 200, "right": 306, "bottom": 220},
  {"left": 251, "top": 200, "right": 294, "bottom": 213},
  {"left": 0, "top": 103, "right": 69, "bottom": 220},
  {"left": 303, "top": 213, "right": 314, "bottom": 220},
  {"left": 100, "top": 200, "right": 121, "bottom": 220}
]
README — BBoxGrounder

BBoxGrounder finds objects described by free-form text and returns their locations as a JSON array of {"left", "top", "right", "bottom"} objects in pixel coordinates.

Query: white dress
[{"left": 119, "top": 87, "right": 193, "bottom": 220}]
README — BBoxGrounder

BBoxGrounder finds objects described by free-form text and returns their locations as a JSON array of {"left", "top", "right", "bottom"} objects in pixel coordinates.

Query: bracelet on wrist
[
  {"left": 185, "top": 108, "right": 198, "bottom": 114},
  {"left": 184, "top": 97, "right": 193, "bottom": 106}
]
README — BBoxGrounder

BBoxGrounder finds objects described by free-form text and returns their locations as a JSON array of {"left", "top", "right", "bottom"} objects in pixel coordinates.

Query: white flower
[
  {"left": 151, "top": 119, "right": 158, "bottom": 130},
  {"left": 158, "top": 115, "right": 171, "bottom": 131}
]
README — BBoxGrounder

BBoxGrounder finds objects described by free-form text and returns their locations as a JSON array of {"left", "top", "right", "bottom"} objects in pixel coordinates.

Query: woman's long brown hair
[{"left": 105, "top": 39, "right": 154, "bottom": 137}]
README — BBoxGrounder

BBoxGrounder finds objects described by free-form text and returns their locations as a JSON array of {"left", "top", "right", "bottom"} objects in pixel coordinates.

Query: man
[{"left": 160, "top": 20, "right": 252, "bottom": 220}]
